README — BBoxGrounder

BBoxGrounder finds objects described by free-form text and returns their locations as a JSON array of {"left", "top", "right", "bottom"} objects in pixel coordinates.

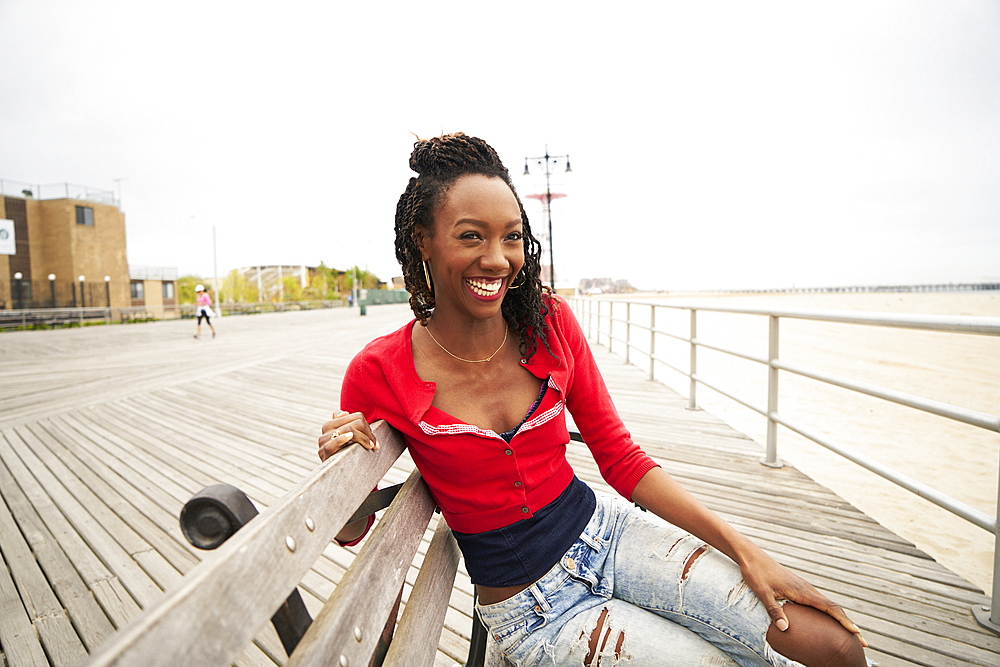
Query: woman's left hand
[
  {"left": 318, "top": 410, "right": 378, "bottom": 461},
  {"left": 738, "top": 545, "right": 866, "bottom": 646}
]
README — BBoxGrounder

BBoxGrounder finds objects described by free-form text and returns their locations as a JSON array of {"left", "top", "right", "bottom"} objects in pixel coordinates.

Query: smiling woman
[{"left": 316, "top": 133, "right": 870, "bottom": 667}]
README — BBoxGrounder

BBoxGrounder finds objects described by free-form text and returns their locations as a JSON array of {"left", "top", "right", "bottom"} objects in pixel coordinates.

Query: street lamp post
[
  {"left": 48, "top": 274, "right": 56, "bottom": 308},
  {"left": 78, "top": 275, "right": 86, "bottom": 308},
  {"left": 104, "top": 275, "right": 111, "bottom": 307},
  {"left": 523, "top": 146, "right": 571, "bottom": 292},
  {"left": 13, "top": 272, "right": 23, "bottom": 309}
]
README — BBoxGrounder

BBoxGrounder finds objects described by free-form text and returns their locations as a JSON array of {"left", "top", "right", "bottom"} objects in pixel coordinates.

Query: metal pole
[
  {"left": 49, "top": 275, "right": 56, "bottom": 308},
  {"left": 598, "top": 301, "right": 604, "bottom": 346},
  {"left": 649, "top": 305, "right": 656, "bottom": 381},
  {"left": 761, "top": 315, "right": 783, "bottom": 467},
  {"left": 688, "top": 309, "right": 697, "bottom": 410},
  {"left": 524, "top": 146, "right": 569, "bottom": 293},
  {"left": 213, "top": 226, "right": 221, "bottom": 317},
  {"left": 545, "top": 149, "right": 554, "bottom": 292},
  {"left": 991, "top": 454, "right": 1000, "bottom": 627},
  {"left": 972, "top": 447, "right": 1000, "bottom": 635},
  {"left": 625, "top": 302, "right": 631, "bottom": 364}
]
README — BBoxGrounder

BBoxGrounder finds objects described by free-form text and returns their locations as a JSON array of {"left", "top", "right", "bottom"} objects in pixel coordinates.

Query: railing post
[
  {"left": 598, "top": 301, "right": 603, "bottom": 346},
  {"left": 761, "top": 315, "right": 783, "bottom": 467},
  {"left": 586, "top": 299, "right": 592, "bottom": 339},
  {"left": 687, "top": 309, "right": 698, "bottom": 409},
  {"left": 608, "top": 301, "right": 615, "bottom": 352},
  {"left": 973, "top": 447, "right": 1000, "bottom": 634},
  {"left": 625, "top": 302, "right": 631, "bottom": 364},
  {"left": 648, "top": 305, "right": 656, "bottom": 381},
  {"left": 597, "top": 301, "right": 615, "bottom": 350}
]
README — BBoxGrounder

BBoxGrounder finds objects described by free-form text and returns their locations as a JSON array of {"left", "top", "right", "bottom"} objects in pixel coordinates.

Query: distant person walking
[{"left": 194, "top": 284, "right": 216, "bottom": 339}]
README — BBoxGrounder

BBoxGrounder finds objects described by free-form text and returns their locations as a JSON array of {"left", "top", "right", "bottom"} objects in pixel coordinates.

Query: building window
[
  {"left": 130, "top": 280, "right": 144, "bottom": 299},
  {"left": 162, "top": 281, "right": 174, "bottom": 299},
  {"left": 76, "top": 206, "right": 94, "bottom": 226}
]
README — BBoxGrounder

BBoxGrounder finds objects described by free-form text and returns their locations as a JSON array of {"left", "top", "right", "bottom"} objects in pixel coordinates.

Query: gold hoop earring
[
  {"left": 423, "top": 260, "right": 434, "bottom": 295},
  {"left": 508, "top": 271, "right": 525, "bottom": 290}
]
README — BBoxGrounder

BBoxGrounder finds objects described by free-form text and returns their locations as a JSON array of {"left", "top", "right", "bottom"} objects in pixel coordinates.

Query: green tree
[
  {"left": 282, "top": 275, "right": 304, "bottom": 301},
  {"left": 305, "top": 261, "right": 339, "bottom": 300},
  {"left": 222, "top": 269, "right": 258, "bottom": 302},
  {"left": 340, "top": 265, "right": 380, "bottom": 293},
  {"left": 177, "top": 275, "right": 203, "bottom": 304}
]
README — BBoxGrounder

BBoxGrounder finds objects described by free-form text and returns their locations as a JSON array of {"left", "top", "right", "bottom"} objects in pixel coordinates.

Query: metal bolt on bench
[{"left": 179, "top": 482, "right": 408, "bottom": 663}]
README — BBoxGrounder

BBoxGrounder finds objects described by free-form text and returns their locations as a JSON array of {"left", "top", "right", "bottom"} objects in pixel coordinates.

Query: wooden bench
[{"left": 77, "top": 420, "right": 502, "bottom": 667}]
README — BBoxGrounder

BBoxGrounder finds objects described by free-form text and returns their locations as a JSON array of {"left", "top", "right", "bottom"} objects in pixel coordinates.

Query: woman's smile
[{"left": 466, "top": 276, "right": 505, "bottom": 300}]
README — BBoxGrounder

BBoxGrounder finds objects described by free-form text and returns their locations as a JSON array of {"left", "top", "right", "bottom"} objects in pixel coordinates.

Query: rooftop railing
[
  {"left": 0, "top": 179, "right": 117, "bottom": 205},
  {"left": 567, "top": 294, "right": 1000, "bottom": 635}
]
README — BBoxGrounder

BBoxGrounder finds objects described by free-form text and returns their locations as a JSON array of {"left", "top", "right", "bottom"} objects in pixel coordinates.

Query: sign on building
[{"left": 0, "top": 219, "right": 15, "bottom": 255}]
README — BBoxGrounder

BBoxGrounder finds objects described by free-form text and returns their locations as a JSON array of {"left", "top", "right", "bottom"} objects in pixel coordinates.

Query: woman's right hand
[{"left": 318, "top": 410, "right": 378, "bottom": 461}]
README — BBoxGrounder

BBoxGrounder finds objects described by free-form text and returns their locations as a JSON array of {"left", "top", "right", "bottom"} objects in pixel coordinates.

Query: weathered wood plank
[
  {"left": 0, "top": 492, "right": 88, "bottom": 667},
  {"left": 78, "top": 421, "right": 406, "bottom": 667},
  {"left": 0, "top": 507, "right": 51, "bottom": 667},
  {"left": 287, "top": 468, "right": 436, "bottom": 667},
  {"left": 0, "top": 429, "right": 144, "bottom": 629},
  {"left": 0, "top": 456, "right": 116, "bottom": 651},
  {"left": 385, "top": 519, "right": 462, "bottom": 667}
]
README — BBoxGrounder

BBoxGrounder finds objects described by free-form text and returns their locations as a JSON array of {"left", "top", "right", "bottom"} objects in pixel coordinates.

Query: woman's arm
[
  {"left": 319, "top": 410, "right": 380, "bottom": 545},
  {"left": 631, "top": 467, "right": 864, "bottom": 644}
]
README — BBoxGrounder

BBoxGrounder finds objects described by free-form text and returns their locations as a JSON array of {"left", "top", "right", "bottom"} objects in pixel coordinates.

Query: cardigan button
[
  {"left": 521, "top": 507, "right": 529, "bottom": 513},
  {"left": 520, "top": 358, "right": 527, "bottom": 364},
  {"left": 505, "top": 449, "right": 513, "bottom": 456},
  {"left": 514, "top": 481, "right": 522, "bottom": 487}
]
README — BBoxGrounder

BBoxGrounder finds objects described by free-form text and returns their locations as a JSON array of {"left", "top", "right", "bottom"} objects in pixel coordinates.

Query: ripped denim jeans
[{"left": 475, "top": 492, "right": 803, "bottom": 667}]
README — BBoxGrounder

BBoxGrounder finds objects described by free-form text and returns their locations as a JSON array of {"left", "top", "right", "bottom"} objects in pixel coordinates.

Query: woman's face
[{"left": 417, "top": 174, "right": 524, "bottom": 320}]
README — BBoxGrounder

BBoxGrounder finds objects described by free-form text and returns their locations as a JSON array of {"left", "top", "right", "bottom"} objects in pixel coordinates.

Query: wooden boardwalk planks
[{"left": 0, "top": 304, "right": 996, "bottom": 666}]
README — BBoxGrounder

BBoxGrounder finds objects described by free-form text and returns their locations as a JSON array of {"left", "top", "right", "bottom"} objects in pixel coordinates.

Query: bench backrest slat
[
  {"left": 384, "top": 518, "right": 461, "bottom": 667},
  {"left": 286, "top": 466, "right": 437, "bottom": 666},
  {"left": 81, "top": 421, "right": 407, "bottom": 667}
]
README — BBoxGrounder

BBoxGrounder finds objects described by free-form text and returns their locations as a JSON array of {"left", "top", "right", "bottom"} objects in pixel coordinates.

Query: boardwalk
[{"left": 0, "top": 304, "right": 996, "bottom": 667}]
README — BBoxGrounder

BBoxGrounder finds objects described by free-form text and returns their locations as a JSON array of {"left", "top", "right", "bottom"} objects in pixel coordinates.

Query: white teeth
[{"left": 467, "top": 279, "right": 502, "bottom": 297}]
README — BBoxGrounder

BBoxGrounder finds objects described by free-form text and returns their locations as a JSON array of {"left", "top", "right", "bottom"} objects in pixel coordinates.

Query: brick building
[{"left": 0, "top": 182, "right": 132, "bottom": 309}]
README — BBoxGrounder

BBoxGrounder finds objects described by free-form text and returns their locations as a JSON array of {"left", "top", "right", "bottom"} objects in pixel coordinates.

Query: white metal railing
[
  {"left": 128, "top": 266, "right": 179, "bottom": 281},
  {"left": 568, "top": 295, "right": 1000, "bottom": 634}
]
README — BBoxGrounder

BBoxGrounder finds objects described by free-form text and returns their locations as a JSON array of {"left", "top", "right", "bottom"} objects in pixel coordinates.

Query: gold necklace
[{"left": 424, "top": 324, "right": 508, "bottom": 363}]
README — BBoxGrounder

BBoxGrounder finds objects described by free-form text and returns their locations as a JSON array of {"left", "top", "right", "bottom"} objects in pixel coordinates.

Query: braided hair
[{"left": 394, "top": 132, "right": 554, "bottom": 360}]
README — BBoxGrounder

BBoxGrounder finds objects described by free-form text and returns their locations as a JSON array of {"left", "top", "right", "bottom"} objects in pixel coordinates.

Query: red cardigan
[{"left": 340, "top": 296, "right": 659, "bottom": 535}]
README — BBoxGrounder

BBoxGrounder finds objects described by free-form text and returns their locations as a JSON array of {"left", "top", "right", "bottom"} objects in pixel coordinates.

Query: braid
[{"left": 393, "top": 132, "right": 555, "bottom": 360}]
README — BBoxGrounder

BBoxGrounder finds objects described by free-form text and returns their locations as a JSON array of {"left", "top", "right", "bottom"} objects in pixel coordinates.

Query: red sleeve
[
  {"left": 334, "top": 512, "right": 376, "bottom": 547},
  {"left": 333, "top": 350, "right": 380, "bottom": 545}
]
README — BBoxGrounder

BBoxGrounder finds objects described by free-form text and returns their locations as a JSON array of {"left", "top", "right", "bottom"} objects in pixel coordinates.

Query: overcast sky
[{"left": 2, "top": 1, "right": 998, "bottom": 291}]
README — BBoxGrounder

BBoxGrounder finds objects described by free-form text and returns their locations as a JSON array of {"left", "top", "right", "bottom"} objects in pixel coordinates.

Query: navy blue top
[{"left": 453, "top": 382, "right": 597, "bottom": 587}]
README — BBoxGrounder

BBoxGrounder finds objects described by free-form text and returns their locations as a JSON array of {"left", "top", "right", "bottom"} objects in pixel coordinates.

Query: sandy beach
[{"left": 588, "top": 290, "right": 999, "bottom": 593}]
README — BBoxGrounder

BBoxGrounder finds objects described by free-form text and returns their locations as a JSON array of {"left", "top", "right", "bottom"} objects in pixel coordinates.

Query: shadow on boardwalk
[{"left": 0, "top": 304, "right": 996, "bottom": 666}]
